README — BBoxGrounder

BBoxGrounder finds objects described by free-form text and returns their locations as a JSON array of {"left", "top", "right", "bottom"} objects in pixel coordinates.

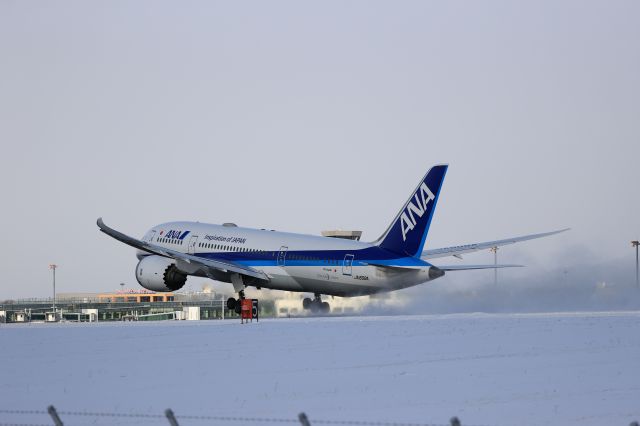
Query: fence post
[
  {"left": 450, "top": 416, "right": 461, "bottom": 426},
  {"left": 298, "top": 412, "right": 311, "bottom": 426},
  {"left": 47, "top": 405, "right": 64, "bottom": 426},
  {"left": 165, "top": 408, "right": 180, "bottom": 426}
]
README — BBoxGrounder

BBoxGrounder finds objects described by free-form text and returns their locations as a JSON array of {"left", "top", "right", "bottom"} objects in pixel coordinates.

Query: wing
[
  {"left": 96, "top": 218, "right": 269, "bottom": 281},
  {"left": 421, "top": 228, "right": 569, "bottom": 260}
]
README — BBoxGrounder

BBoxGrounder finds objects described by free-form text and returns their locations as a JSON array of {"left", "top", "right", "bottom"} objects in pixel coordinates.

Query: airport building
[
  {"left": 98, "top": 291, "right": 175, "bottom": 303},
  {"left": 0, "top": 290, "right": 235, "bottom": 323}
]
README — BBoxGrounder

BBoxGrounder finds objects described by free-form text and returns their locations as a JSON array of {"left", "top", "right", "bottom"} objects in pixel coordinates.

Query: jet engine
[{"left": 135, "top": 255, "right": 187, "bottom": 292}]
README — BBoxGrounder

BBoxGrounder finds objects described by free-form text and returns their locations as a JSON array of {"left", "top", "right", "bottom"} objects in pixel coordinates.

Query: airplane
[{"left": 97, "top": 164, "right": 568, "bottom": 313}]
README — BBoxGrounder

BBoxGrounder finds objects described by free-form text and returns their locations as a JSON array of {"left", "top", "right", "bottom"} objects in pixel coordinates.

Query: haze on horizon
[{"left": 0, "top": 0, "right": 638, "bottom": 302}]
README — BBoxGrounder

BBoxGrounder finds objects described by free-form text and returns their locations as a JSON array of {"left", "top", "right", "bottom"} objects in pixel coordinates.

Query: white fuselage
[{"left": 139, "top": 221, "right": 438, "bottom": 297}]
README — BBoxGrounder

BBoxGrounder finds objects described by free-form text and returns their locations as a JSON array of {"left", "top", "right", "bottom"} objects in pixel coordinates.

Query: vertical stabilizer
[{"left": 376, "top": 165, "right": 448, "bottom": 257}]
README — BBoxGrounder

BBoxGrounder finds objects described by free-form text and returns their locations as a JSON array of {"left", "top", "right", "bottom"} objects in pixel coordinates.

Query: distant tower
[
  {"left": 632, "top": 241, "right": 639, "bottom": 289},
  {"left": 49, "top": 264, "right": 58, "bottom": 312},
  {"left": 490, "top": 246, "right": 498, "bottom": 285}
]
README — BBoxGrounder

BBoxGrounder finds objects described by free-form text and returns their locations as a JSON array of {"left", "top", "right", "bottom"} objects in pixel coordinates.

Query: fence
[
  {"left": 2, "top": 407, "right": 638, "bottom": 426},
  {"left": 0, "top": 407, "right": 471, "bottom": 426}
]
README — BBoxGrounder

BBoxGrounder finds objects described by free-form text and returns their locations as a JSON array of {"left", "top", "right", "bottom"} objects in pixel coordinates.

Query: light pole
[
  {"left": 49, "top": 264, "right": 58, "bottom": 313},
  {"left": 490, "top": 246, "right": 498, "bottom": 285},
  {"left": 632, "top": 241, "right": 639, "bottom": 289},
  {"left": 120, "top": 282, "right": 125, "bottom": 292}
]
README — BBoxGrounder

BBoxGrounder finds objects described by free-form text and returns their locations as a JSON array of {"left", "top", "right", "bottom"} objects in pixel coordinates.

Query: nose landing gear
[{"left": 302, "top": 294, "right": 330, "bottom": 314}]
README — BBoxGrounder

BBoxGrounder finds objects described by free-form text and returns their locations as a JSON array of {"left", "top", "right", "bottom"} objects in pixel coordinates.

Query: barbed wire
[
  {"left": 0, "top": 423, "right": 52, "bottom": 426},
  {"left": 58, "top": 410, "right": 164, "bottom": 419},
  {"left": 173, "top": 414, "right": 300, "bottom": 423},
  {"left": 295, "top": 421, "right": 447, "bottom": 426},
  {"left": 0, "top": 411, "right": 47, "bottom": 416},
  {"left": 176, "top": 415, "right": 447, "bottom": 426}
]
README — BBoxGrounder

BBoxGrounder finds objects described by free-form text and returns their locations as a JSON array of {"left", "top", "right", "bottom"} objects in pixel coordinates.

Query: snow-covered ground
[{"left": 1, "top": 312, "right": 639, "bottom": 426}]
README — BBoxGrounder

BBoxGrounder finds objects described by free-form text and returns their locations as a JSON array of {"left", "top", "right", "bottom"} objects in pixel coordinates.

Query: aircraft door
[
  {"left": 343, "top": 254, "right": 354, "bottom": 276},
  {"left": 188, "top": 236, "right": 199, "bottom": 254},
  {"left": 277, "top": 246, "right": 288, "bottom": 266}
]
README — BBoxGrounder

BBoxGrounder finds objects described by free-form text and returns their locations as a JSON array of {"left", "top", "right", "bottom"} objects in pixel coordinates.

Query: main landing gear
[
  {"left": 302, "top": 294, "right": 330, "bottom": 314},
  {"left": 227, "top": 290, "right": 245, "bottom": 315}
]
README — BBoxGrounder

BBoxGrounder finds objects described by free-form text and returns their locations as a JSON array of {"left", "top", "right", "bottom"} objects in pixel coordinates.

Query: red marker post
[
  {"left": 241, "top": 299, "right": 253, "bottom": 324},
  {"left": 240, "top": 299, "right": 259, "bottom": 323}
]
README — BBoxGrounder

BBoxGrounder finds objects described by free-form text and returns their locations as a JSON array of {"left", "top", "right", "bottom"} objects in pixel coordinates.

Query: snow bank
[{"left": 1, "top": 312, "right": 639, "bottom": 425}]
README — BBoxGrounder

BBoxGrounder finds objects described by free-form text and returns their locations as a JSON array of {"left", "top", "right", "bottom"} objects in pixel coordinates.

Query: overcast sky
[{"left": 0, "top": 0, "right": 638, "bottom": 299}]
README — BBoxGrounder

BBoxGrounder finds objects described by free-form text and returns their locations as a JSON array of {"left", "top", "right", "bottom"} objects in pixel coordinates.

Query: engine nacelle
[{"left": 135, "top": 255, "right": 187, "bottom": 292}]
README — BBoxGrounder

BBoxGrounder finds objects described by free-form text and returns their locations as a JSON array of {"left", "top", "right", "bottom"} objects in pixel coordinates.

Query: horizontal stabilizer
[
  {"left": 434, "top": 264, "right": 523, "bottom": 271},
  {"left": 365, "top": 262, "right": 429, "bottom": 270}
]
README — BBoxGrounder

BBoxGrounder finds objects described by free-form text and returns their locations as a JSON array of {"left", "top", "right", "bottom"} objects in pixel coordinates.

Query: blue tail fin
[{"left": 376, "top": 165, "right": 448, "bottom": 257}]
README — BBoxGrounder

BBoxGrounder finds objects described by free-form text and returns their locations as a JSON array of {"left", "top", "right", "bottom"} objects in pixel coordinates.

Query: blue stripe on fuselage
[{"left": 191, "top": 247, "right": 432, "bottom": 268}]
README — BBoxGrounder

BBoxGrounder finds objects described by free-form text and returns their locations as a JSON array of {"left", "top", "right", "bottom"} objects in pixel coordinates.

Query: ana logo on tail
[
  {"left": 400, "top": 182, "right": 435, "bottom": 241},
  {"left": 377, "top": 164, "right": 447, "bottom": 257}
]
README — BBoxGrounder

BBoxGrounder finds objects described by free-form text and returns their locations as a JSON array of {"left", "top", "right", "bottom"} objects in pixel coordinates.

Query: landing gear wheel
[
  {"left": 302, "top": 298, "right": 312, "bottom": 310},
  {"left": 234, "top": 304, "right": 241, "bottom": 315},
  {"left": 226, "top": 297, "right": 237, "bottom": 310},
  {"left": 305, "top": 294, "right": 330, "bottom": 314}
]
